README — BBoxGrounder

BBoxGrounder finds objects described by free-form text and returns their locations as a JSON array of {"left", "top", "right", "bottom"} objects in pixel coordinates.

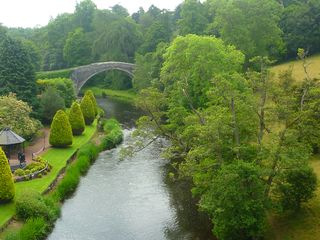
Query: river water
[{"left": 48, "top": 98, "right": 213, "bottom": 240}]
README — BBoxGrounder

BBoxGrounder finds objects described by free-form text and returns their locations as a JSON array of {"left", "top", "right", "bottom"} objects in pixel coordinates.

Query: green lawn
[
  {"left": 81, "top": 87, "right": 137, "bottom": 102},
  {"left": 0, "top": 121, "right": 97, "bottom": 228},
  {"left": 271, "top": 54, "right": 320, "bottom": 82}
]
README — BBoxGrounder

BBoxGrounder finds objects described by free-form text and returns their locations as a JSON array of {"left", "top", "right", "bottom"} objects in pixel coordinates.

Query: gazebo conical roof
[{"left": 0, "top": 128, "right": 25, "bottom": 146}]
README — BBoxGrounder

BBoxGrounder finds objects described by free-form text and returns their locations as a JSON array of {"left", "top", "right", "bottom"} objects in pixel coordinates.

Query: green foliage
[
  {"left": 63, "top": 28, "right": 91, "bottom": 66},
  {"left": 49, "top": 110, "right": 73, "bottom": 147},
  {"left": 0, "top": 93, "right": 41, "bottom": 140},
  {"left": 5, "top": 217, "right": 49, "bottom": 240},
  {"left": 161, "top": 34, "right": 244, "bottom": 108},
  {"left": 16, "top": 190, "right": 59, "bottom": 222},
  {"left": 200, "top": 161, "right": 267, "bottom": 240},
  {"left": 57, "top": 165, "right": 80, "bottom": 200},
  {"left": 80, "top": 94, "right": 95, "bottom": 125},
  {"left": 85, "top": 90, "right": 98, "bottom": 116},
  {"left": 177, "top": 0, "right": 208, "bottom": 35},
  {"left": 213, "top": 0, "right": 284, "bottom": 59},
  {"left": 0, "top": 35, "right": 38, "bottom": 108},
  {"left": 0, "top": 147, "right": 15, "bottom": 203},
  {"left": 36, "top": 69, "right": 73, "bottom": 79},
  {"left": 100, "top": 119, "right": 123, "bottom": 150},
  {"left": 69, "top": 102, "right": 85, "bottom": 135},
  {"left": 40, "top": 86, "right": 65, "bottom": 124},
  {"left": 276, "top": 167, "right": 317, "bottom": 211},
  {"left": 37, "top": 78, "right": 76, "bottom": 107},
  {"left": 281, "top": 0, "right": 320, "bottom": 58}
]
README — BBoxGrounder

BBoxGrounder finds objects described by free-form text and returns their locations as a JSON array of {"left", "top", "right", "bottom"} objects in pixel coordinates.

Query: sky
[{"left": 0, "top": 0, "right": 183, "bottom": 28}]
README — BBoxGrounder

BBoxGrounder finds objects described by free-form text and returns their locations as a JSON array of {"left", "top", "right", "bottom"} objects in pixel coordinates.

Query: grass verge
[{"left": 0, "top": 121, "right": 97, "bottom": 228}]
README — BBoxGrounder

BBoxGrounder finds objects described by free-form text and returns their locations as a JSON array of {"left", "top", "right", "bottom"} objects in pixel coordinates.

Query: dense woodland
[{"left": 0, "top": 0, "right": 320, "bottom": 239}]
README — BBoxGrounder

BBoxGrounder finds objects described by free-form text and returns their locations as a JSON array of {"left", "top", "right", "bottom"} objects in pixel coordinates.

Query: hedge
[
  {"left": 0, "top": 147, "right": 15, "bottom": 203},
  {"left": 36, "top": 69, "right": 73, "bottom": 80},
  {"left": 49, "top": 110, "right": 73, "bottom": 147},
  {"left": 85, "top": 90, "right": 98, "bottom": 116}
]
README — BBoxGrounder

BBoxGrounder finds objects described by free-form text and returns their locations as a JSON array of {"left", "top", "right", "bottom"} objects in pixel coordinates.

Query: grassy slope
[
  {"left": 0, "top": 121, "right": 97, "bottom": 227},
  {"left": 81, "top": 87, "right": 137, "bottom": 102},
  {"left": 266, "top": 155, "right": 320, "bottom": 240},
  {"left": 271, "top": 54, "right": 320, "bottom": 81},
  {"left": 266, "top": 55, "right": 320, "bottom": 239}
]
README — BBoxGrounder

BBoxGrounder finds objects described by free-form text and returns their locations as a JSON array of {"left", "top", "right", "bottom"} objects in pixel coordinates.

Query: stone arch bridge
[{"left": 71, "top": 62, "right": 135, "bottom": 94}]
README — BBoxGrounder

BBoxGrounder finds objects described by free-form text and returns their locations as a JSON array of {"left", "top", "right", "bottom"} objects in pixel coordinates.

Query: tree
[
  {"left": 276, "top": 167, "right": 317, "bottom": 211},
  {"left": 80, "top": 94, "right": 95, "bottom": 125},
  {"left": 40, "top": 86, "right": 65, "bottom": 124},
  {"left": 177, "top": 0, "right": 209, "bottom": 35},
  {"left": 63, "top": 28, "right": 91, "bottom": 67},
  {"left": 280, "top": 0, "right": 320, "bottom": 58},
  {"left": 69, "top": 102, "right": 85, "bottom": 135},
  {"left": 213, "top": 0, "right": 284, "bottom": 59},
  {"left": 74, "top": 0, "right": 97, "bottom": 32},
  {"left": 85, "top": 90, "right": 98, "bottom": 116},
  {"left": 0, "top": 147, "right": 15, "bottom": 203},
  {"left": 200, "top": 161, "right": 267, "bottom": 240},
  {"left": 49, "top": 110, "right": 73, "bottom": 147},
  {"left": 0, "top": 35, "right": 38, "bottom": 107},
  {"left": 0, "top": 93, "right": 41, "bottom": 140},
  {"left": 111, "top": 4, "right": 129, "bottom": 17},
  {"left": 161, "top": 34, "right": 244, "bottom": 108}
]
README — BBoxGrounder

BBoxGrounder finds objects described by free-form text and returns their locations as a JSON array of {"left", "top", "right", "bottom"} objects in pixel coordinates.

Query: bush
[
  {"left": 277, "top": 166, "right": 317, "bottom": 211},
  {"left": 16, "top": 190, "right": 59, "bottom": 222},
  {"left": 36, "top": 69, "right": 73, "bottom": 80},
  {"left": 57, "top": 165, "right": 80, "bottom": 201},
  {"left": 40, "top": 86, "right": 65, "bottom": 124},
  {"left": 100, "top": 119, "right": 123, "bottom": 150},
  {"left": 69, "top": 102, "right": 85, "bottom": 135},
  {"left": 49, "top": 110, "right": 73, "bottom": 147},
  {"left": 21, "top": 218, "right": 49, "bottom": 240},
  {"left": 14, "top": 168, "right": 25, "bottom": 177},
  {"left": 0, "top": 147, "right": 15, "bottom": 203},
  {"left": 85, "top": 90, "right": 98, "bottom": 116},
  {"left": 80, "top": 94, "right": 95, "bottom": 125}
]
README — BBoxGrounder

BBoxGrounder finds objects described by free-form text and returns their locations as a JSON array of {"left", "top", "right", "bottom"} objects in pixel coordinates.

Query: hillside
[{"left": 271, "top": 54, "right": 320, "bottom": 81}]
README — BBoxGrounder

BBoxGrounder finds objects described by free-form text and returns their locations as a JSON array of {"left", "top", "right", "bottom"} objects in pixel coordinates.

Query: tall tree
[
  {"left": 0, "top": 35, "right": 38, "bottom": 107},
  {"left": 74, "top": 0, "right": 97, "bottom": 32},
  {"left": 63, "top": 28, "right": 91, "bottom": 66}
]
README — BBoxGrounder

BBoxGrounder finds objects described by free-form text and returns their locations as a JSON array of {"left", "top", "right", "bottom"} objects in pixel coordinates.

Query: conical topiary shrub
[
  {"left": 85, "top": 90, "right": 98, "bottom": 116},
  {"left": 0, "top": 147, "right": 15, "bottom": 203},
  {"left": 80, "top": 94, "right": 95, "bottom": 125},
  {"left": 69, "top": 102, "right": 85, "bottom": 136},
  {"left": 49, "top": 110, "right": 73, "bottom": 147}
]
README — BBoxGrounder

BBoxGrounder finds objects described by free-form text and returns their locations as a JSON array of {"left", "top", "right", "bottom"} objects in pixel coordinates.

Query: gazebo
[{"left": 0, "top": 128, "right": 25, "bottom": 162}]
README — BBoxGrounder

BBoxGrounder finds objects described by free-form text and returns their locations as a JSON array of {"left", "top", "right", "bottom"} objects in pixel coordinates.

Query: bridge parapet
[{"left": 71, "top": 62, "right": 135, "bottom": 94}]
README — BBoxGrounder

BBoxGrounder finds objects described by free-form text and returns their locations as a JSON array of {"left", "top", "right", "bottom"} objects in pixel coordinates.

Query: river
[{"left": 48, "top": 97, "right": 213, "bottom": 240}]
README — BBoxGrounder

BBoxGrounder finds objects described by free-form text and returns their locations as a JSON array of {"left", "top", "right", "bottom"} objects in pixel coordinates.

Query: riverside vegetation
[{"left": 0, "top": 0, "right": 320, "bottom": 239}]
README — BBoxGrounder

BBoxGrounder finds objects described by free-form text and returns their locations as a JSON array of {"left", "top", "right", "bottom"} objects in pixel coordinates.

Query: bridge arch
[{"left": 71, "top": 62, "right": 135, "bottom": 94}]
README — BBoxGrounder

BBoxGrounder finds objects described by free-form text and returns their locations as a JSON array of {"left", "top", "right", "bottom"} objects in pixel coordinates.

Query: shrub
[
  {"left": 57, "top": 165, "right": 80, "bottom": 201},
  {"left": 69, "top": 102, "right": 85, "bottom": 135},
  {"left": 277, "top": 166, "right": 317, "bottom": 211},
  {"left": 100, "top": 119, "right": 123, "bottom": 150},
  {"left": 49, "top": 110, "right": 73, "bottom": 147},
  {"left": 85, "top": 90, "right": 98, "bottom": 116},
  {"left": 40, "top": 86, "right": 65, "bottom": 124},
  {"left": 0, "top": 147, "right": 15, "bottom": 203},
  {"left": 80, "top": 94, "right": 95, "bottom": 125},
  {"left": 14, "top": 168, "right": 25, "bottom": 177},
  {"left": 36, "top": 69, "right": 73, "bottom": 79},
  {"left": 14, "top": 217, "right": 48, "bottom": 240},
  {"left": 16, "top": 190, "right": 50, "bottom": 221}
]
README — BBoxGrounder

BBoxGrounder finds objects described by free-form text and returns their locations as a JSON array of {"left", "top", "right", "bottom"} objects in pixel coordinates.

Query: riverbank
[
  {"left": 81, "top": 87, "right": 137, "bottom": 102},
  {"left": 0, "top": 121, "right": 97, "bottom": 230},
  {"left": 0, "top": 119, "right": 123, "bottom": 240}
]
